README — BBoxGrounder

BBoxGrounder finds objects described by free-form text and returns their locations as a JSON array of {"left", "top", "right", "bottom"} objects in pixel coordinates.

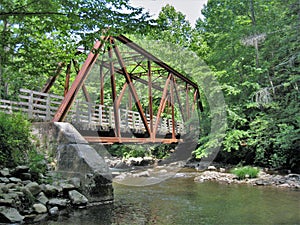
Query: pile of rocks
[
  {"left": 194, "top": 169, "right": 300, "bottom": 189},
  {"left": 106, "top": 156, "right": 155, "bottom": 169},
  {"left": 0, "top": 166, "right": 89, "bottom": 224}
]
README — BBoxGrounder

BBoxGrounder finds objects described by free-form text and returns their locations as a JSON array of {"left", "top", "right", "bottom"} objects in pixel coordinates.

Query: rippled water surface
[{"left": 44, "top": 174, "right": 300, "bottom": 225}]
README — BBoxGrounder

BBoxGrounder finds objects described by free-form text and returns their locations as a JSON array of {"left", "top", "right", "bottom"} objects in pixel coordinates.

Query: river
[{"left": 42, "top": 172, "right": 300, "bottom": 225}]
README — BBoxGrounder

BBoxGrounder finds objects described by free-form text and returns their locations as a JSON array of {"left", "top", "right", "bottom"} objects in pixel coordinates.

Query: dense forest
[{"left": 0, "top": 0, "right": 299, "bottom": 172}]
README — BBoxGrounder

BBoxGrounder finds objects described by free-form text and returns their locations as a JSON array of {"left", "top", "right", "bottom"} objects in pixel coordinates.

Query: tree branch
[{"left": 0, "top": 11, "right": 67, "bottom": 17}]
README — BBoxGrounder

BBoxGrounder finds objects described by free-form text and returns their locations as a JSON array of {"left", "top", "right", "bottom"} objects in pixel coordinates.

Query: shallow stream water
[{"left": 42, "top": 172, "right": 300, "bottom": 225}]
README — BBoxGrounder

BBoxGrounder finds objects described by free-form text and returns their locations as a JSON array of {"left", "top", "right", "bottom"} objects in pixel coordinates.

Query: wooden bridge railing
[
  {"left": 69, "top": 100, "right": 185, "bottom": 134},
  {"left": 0, "top": 89, "right": 185, "bottom": 134}
]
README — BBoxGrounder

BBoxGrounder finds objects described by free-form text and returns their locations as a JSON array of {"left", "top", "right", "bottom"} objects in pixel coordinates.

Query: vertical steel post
[
  {"left": 148, "top": 60, "right": 154, "bottom": 139},
  {"left": 170, "top": 76, "right": 175, "bottom": 139},
  {"left": 116, "top": 82, "right": 128, "bottom": 108},
  {"left": 108, "top": 37, "right": 121, "bottom": 137},
  {"left": 185, "top": 83, "right": 190, "bottom": 120},
  {"left": 41, "top": 62, "right": 65, "bottom": 94},
  {"left": 100, "top": 64, "right": 104, "bottom": 105},
  {"left": 153, "top": 73, "right": 171, "bottom": 138},
  {"left": 128, "top": 90, "right": 132, "bottom": 110},
  {"left": 64, "top": 62, "right": 71, "bottom": 97},
  {"left": 173, "top": 78, "right": 185, "bottom": 122}
]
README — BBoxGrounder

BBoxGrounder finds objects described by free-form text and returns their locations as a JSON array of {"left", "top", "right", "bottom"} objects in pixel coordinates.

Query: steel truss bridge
[{"left": 0, "top": 35, "right": 202, "bottom": 144}]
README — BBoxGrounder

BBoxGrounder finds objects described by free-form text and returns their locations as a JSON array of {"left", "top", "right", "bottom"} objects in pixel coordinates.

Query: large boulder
[{"left": 32, "top": 122, "right": 113, "bottom": 203}]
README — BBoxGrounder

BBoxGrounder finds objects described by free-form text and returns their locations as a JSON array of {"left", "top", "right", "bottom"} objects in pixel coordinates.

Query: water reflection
[{"left": 41, "top": 176, "right": 300, "bottom": 225}]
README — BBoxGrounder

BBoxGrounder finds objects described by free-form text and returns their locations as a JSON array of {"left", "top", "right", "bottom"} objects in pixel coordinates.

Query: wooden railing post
[
  {"left": 99, "top": 105, "right": 103, "bottom": 125},
  {"left": 28, "top": 90, "right": 34, "bottom": 118},
  {"left": 46, "top": 94, "right": 51, "bottom": 121},
  {"left": 109, "top": 107, "right": 113, "bottom": 128},
  {"left": 118, "top": 108, "right": 121, "bottom": 129},
  {"left": 88, "top": 102, "right": 92, "bottom": 124},
  {"left": 125, "top": 109, "right": 128, "bottom": 128},
  {"left": 75, "top": 100, "right": 80, "bottom": 123},
  {"left": 132, "top": 112, "right": 136, "bottom": 129}
]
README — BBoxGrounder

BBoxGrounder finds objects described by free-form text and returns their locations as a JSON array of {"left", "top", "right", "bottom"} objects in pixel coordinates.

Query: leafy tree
[
  {"left": 194, "top": 0, "right": 300, "bottom": 171},
  {"left": 151, "top": 4, "right": 192, "bottom": 47},
  {"left": 0, "top": 0, "right": 152, "bottom": 98}
]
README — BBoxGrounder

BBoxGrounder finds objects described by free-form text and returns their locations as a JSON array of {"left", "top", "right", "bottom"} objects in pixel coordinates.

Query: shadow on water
[{"left": 40, "top": 176, "right": 300, "bottom": 225}]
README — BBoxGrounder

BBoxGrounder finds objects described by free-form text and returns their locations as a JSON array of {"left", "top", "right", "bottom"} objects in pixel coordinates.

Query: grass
[{"left": 231, "top": 166, "right": 260, "bottom": 179}]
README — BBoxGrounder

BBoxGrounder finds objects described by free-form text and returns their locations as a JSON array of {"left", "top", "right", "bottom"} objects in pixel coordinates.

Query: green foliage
[
  {"left": 108, "top": 144, "right": 147, "bottom": 159},
  {"left": 150, "top": 4, "right": 192, "bottom": 47},
  {"left": 28, "top": 149, "right": 47, "bottom": 175},
  {"left": 231, "top": 166, "right": 260, "bottom": 180},
  {"left": 0, "top": 0, "right": 299, "bottom": 173},
  {"left": 151, "top": 144, "right": 177, "bottom": 159},
  {"left": 107, "top": 143, "right": 176, "bottom": 160},
  {"left": 192, "top": 0, "right": 300, "bottom": 172},
  {"left": 0, "top": 112, "right": 47, "bottom": 175},
  {"left": 0, "top": 112, "right": 34, "bottom": 167},
  {"left": 0, "top": 0, "right": 152, "bottom": 99}
]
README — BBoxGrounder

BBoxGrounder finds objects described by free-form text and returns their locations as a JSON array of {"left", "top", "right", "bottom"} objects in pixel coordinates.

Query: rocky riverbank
[
  {"left": 0, "top": 166, "right": 99, "bottom": 224},
  {"left": 194, "top": 170, "right": 300, "bottom": 189},
  {"left": 107, "top": 157, "right": 300, "bottom": 189}
]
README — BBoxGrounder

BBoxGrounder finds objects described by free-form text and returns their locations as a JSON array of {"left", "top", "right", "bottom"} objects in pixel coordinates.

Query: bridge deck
[{"left": 0, "top": 89, "right": 185, "bottom": 143}]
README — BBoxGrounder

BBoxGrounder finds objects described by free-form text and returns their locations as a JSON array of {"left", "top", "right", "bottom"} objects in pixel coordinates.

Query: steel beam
[
  {"left": 41, "top": 62, "right": 65, "bottom": 94},
  {"left": 170, "top": 77, "right": 175, "bottom": 139},
  {"left": 172, "top": 77, "right": 185, "bottom": 122},
  {"left": 148, "top": 60, "right": 154, "bottom": 140},
  {"left": 108, "top": 37, "right": 121, "bottom": 138},
  {"left": 83, "top": 136, "right": 182, "bottom": 144},
  {"left": 115, "top": 35, "right": 199, "bottom": 89},
  {"left": 52, "top": 38, "right": 107, "bottom": 122},
  {"left": 110, "top": 37, "right": 151, "bottom": 136},
  {"left": 64, "top": 63, "right": 71, "bottom": 97},
  {"left": 153, "top": 73, "right": 172, "bottom": 137},
  {"left": 101, "top": 61, "right": 164, "bottom": 91}
]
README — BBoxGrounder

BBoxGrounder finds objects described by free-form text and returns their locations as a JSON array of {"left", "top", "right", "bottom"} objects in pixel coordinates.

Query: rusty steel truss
[{"left": 47, "top": 35, "right": 202, "bottom": 143}]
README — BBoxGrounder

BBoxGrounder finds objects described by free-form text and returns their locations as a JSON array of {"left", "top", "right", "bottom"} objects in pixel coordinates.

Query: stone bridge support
[{"left": 32, "top": 122, "right": 113, "bottom": 203}]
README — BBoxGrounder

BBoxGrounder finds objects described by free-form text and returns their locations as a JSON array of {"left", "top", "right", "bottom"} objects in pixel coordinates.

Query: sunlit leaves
[{"left": 0, "top": 0, "right": 152, "bottom": 98}]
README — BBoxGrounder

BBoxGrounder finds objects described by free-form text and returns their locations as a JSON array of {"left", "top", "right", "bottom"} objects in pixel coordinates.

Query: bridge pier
[{"left": 32, "top": 122, "right": 113, "bottom": 203}]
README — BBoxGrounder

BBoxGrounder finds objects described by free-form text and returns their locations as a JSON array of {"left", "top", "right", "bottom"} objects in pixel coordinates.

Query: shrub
[
  {"left": 151, "top": 144, "right": 176, "bottom": 159},
  {"left": 107, "top": 144, "right": 147, "bottom": 159},
  {"left": 0, "top": 112, "right": 45, "bottom": 173},
  {"left": 231, "top": 166, "right": 260, "bottom": 179}
]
